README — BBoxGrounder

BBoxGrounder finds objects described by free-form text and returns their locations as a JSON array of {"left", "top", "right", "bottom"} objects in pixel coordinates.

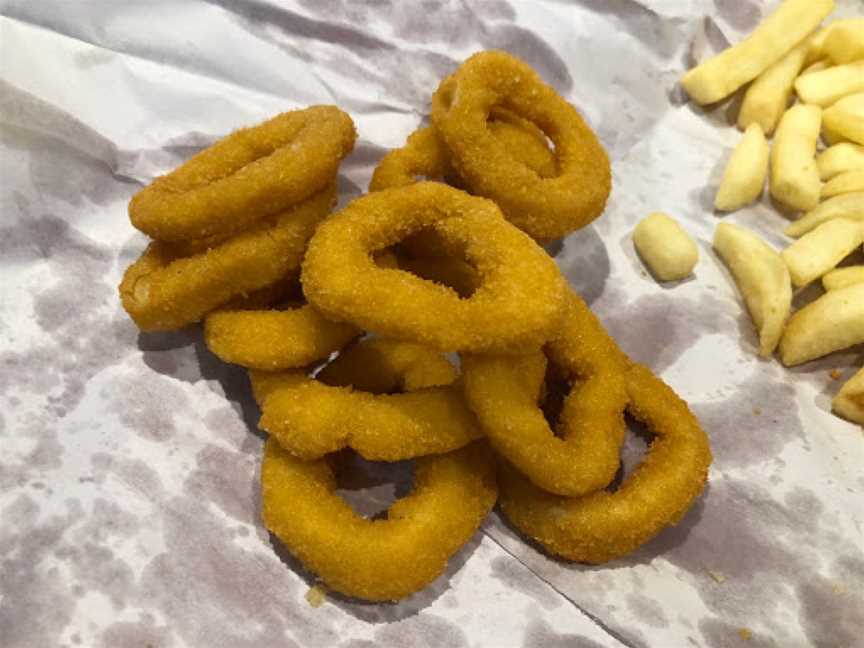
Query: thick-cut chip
[
  {"left": 119, "top": 185, "right": 335, "bottom": 331},
  {"left": 824, "top": 93, "right": 864, "bottom": 145},
  {"left": 780, "top": 283, "right": 864, "bottom": 365},
  {"left": 770, "top": 105, "right": 823, "bottom": 212},
  {"left": 632, "top": 212, "right": 699, "bottom": 281},
  {"left": 129, "top": 106, "right": 355, "bottom": 241},
  {"left": 714, "top": 223, "right": 791, "bottom": 357},
  {"left": 785, "top": 191, "right": 864, "bottom": 237},
  {"left": 833, "top": 367, "right": 864, "bottom": 426},
  {"left": 823, "top": 18, "right": 864, "bottom": 64},
  {"left": 738, "top": 41, "right": 809, "bottom": 134},
  {"left": 823, "top": 266, "right": 864, "bottom": 291},
  {"left": 817, "top": 143, "right": 864, "bottom": 180},
  {"left": 822, "top": 170, "right": 864, "bottom": 199},
  {"left": 715, "top": 124, "right": 770, "bottom": 211},
  {"left": 261, "top": 438, "right": 497, "bottom": 601},
  {"left": 680, "top": 0, "right": 834, "bottom": 105},
  {"left": 794, "top": 61, "right": 864, "bottom": 107},
  {"left": 781, "top": 219, "right": 864, "bottom": 287}
]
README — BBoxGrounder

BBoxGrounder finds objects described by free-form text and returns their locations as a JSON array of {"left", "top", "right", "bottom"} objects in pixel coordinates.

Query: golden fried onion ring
[
  {"left": 499, "top": 362, "right": 712, "bottom": 564},
  {"left": 431, "top": 51, "right": 611, "bottom": 241},
  {"left": 261, "top": 438, "right": 497, "bottom": 601},
  {"left": 119, "top": 184, "right": 334, "bottom": 331},
  {"left": 250, "top": 338, "right": 482, "bottom": 461},
  {"left": 130, "top": 106, "right": 355, "bottom": 241},
  {"left": 462, "top": 292, "right": 630, "bottom": 496},
  {"left": 301, "top": 182, "right": 566, "bottom": 353}
]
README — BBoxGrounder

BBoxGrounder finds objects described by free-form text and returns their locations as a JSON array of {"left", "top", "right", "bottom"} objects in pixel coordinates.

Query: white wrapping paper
[{"left": 1, "top": 1, "right": 862, "bottom": 646}]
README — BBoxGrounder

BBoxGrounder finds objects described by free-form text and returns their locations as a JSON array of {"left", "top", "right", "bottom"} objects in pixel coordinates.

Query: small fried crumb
[
  {"left": 305, "top": 584, "right": 327, "bottom": 608},
  {"left": 738, "top": 628, "right": 752, "bottom": 641},
  {"left": 707, "top": 569, "right": 726, "bottom": 584},
  {"left": 832, "top": 582, "right": 847, "bottom": 595},
  {"left": 753, "top": 407, "right": 763, "bottom": 416},
  {"left": 830, "top": 370, "right": 843, "bottom": 380}
]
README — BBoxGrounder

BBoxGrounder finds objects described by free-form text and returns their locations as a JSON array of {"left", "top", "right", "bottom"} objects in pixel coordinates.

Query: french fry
[
  {"left": 780, "top": 283, "right": 864, "bottom": 366},
  {"left": 821, "top": 169, "right": 864, "bottom": 199},
  {"left": 833, "top": 367, "right": 864, "bottom": 426},
  {"left": 823, "top": 18, "right": 864, "bottom": 64},
  {"left": 823, "top": 93, "right": 864, "bottom": 145},
  {"left": 823, "top": 266, "right": 864, "bottom": 291},
  {"left": 806, "top": 19, "right": 863, "bottom": 63},
  {"left": 799, "top": 59, "right": 831, "bottom": 76},
  {"left": 794, "top": 61, "right": 864, "bottom": 107},
  {"left": 781, "top": 219, "right": 864, "bottom": 287},
  {"left": 738, "top": 41, "right": 809, "bottom": 134},
  {"left": 822, "top": 122, "right": 851, "bottom": 146},
  {"left": 771, "top": 105, "right": 823, "bottom": 212},
  {"left": 816, "top": 143, "right": 864, "bottom": 180},
  {"left": 785, "top": 191, "right": 864, "bottom": 237},
  {"left": 632, "top": 212, "right": 699, "bottom": 281},
  {"left": 715, "top": 124, "right": 769, "bottom": 211},
  {"left": 681, "top": 0, "right": 835, "bottom": 105},
  {"left": 713, "top": 223, "right": 791, "bottom": 357}
]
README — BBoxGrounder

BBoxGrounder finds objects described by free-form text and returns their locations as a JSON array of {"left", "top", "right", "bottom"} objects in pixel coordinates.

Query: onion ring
[
  {"left": 369, "top": 107, "right": 554, "bottom": 192},
  {"left": 301, "top": 182, "right": 566, "bottom": 353},
  {"left": 261, "top": 438, "right": 497, "bottom": 601},
  {"left": 316, "top": 337, "right": 458, "bottom": 392},
  {"left": 129, "top": 106, "right": 355, "bottom": 241},
  {"left": 499, "top": 362, "right": 712, "bottom": 564},
  {"left": 249, "top": 338, "right": 482, "bottom": 461},
  {"left": 431, "top": 51, "right": 611, "bottom": 241},
  {"left": 204, "top": 304, "right": 359, "bottom": 371},
  {"left": 462, "top": 291, "right": 630, "bottom": 496},
  {"left": 120, "top": 184, "right": 334, "bottom": 331}
]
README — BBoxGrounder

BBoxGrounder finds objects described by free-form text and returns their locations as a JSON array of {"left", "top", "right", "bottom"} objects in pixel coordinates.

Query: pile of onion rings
[{"left": 117, "top": 52, "right": 710, "bottom": 603}]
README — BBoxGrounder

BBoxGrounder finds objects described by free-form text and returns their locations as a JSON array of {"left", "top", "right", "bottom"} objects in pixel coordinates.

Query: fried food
[
  {"left": 631, "top": 212, "right": 699, "bottom": 281},
  {"left": 781, "top": 219, "right": 864, "bottom": 288},
  {"left": 817, "top": 143, "right": 864, "bottom": 181},
  {"left": 204, "top": 302, "right": 359, "bottom": 370},
  {"left": 261, "top": 438, "right": 497, "bottom": 601},
  {"left": 794, "top": 61, "right": 864, "bottom": 107},
  {"left": 823, "top": 93, "right": 864, "bottom": 146},
  {"left": 498, "top": 363, "right": 712, "bottom": 564},
  {"left": 823, "top": 266, "right": 864, "bottom": 291},
  {"left": 770, "top": 105, "right": 822, "bottom": 212},
  {"left": 431, "top": 51, "right": 611, "bottom": 241},
  {"left": 250, "top": 339, "right": 482, "bottom": 461},
  {"left": 833, "top": 367, "right": 864, "bottom": 426},
  {"left": 129, "top": 106, "right": 355, "bottom": 241},
  {"left": 785, "top": 191, "right": 864, "bottom": 237},
  {"left": 779, "top": 283, "right": 864, "bottom": 366},
  {"left": 680, "top": 0, "right": 834, "bottom": 105},
  {"left": 738, "top": 41, "right": 809, "bottom": 135},
  {"left": 301, "top": 182, "right": 566, "bottom": 353},
  {"left": 715, "top": 124, "right": 770, "bottom": 211},
  {"left": 713, "top": 223, "right": 792, "bottom": 357},
  {"left": 462, "top": 292, "right": 630, "bottom": 497},
  {"left": 369, "top": 108, "right": 555, "bottom": 193},
  {"left": 119, "top": 185, "right": 335, "bottom": 331},
  {"left": 821, "top": 170, "right": 864, "bottom": 199},
  {"left": 823, "top": 18, "right": 864, "bottom": 64}
]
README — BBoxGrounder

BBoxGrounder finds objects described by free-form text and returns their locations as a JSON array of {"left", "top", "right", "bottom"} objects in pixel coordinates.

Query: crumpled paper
[{"left": 1, "top": 1, "right": 862, "bottom": 646}]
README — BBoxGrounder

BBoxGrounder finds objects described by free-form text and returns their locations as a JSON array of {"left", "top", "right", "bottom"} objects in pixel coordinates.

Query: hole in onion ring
[
  {"left": 606, "top": 415, "right": 653, "bottom": 493},
  {"left": 328, "top": 450, "right": 415, "bottom": 520}
]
